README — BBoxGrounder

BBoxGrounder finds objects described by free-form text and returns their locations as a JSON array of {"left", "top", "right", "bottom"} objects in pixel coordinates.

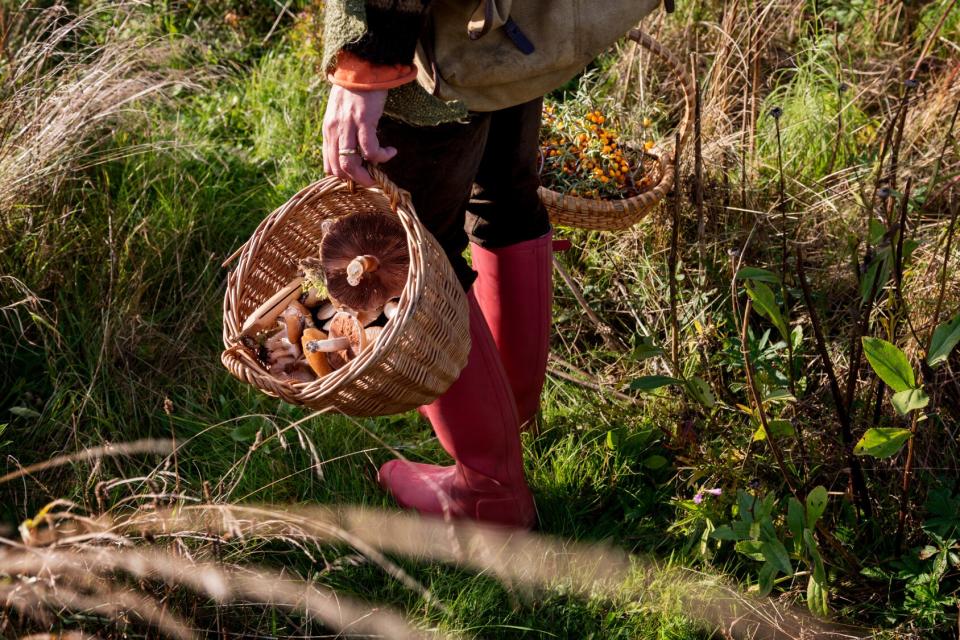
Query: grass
[{"left": 2, "top": 0, "right": 960, "bottom": 637}]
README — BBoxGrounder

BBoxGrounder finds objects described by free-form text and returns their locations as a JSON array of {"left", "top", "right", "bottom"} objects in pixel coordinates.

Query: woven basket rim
[
  {"left": 221, "top": 169, "right": 433, "bottom": 403},
  {"left": 538, "top": 28, "right": 694, "bottom": 220}
]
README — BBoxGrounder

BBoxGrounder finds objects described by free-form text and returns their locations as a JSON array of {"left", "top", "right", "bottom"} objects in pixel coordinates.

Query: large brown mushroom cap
[{"left": 319, "top": 212, "right": 408, "bottom": 312}]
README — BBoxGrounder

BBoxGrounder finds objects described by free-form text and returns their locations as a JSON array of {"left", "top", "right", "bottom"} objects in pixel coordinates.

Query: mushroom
[
  {"left": 319, "top": 212, "right": 408, "bottom": 312},
  {"left": 276, "top": 361, "right": 316, "bottom": 384},
  {"left": 282, "top": 301, "right": 315, "bottom": 346},
  {"left": 355, "top": 306, "right": 383, "bottom": 327},
  {"left": 263, "top": 329, "right": 301, "bottom": 372},
  {"left": 383, "top": 298, "right": 400, "bottom": 321},
  {"left": 241, "top": 277, "right": 304, "bottom": 337},
  {"left": 315, "top": 300, "right": 337, "bottom": 321},
  {"left": 302, "top": 287, "right": 324, "bottom": 308},
  {"left": 326, "top": 311, "right": 367, "bottom": 369},
  {"left": 365, "top": 325, "right": 384, "bottom": 344},
  {"left": 300, "top": 327, "right": 346, "bottom": 377}
]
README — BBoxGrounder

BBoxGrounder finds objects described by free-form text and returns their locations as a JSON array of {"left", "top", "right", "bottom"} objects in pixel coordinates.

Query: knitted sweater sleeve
[
  {"left": 323, "top": 0, "right": 432, "bottom": 71},
  {"left": 344, "top": 0, "right": 432, "bottom": 66}
]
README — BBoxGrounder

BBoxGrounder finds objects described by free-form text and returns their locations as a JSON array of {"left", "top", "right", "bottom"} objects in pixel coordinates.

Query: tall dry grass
[
  {"left": 0, "top": 2, "right": 190, "bottom": 268},
  {"left": 0, "top": 438, "right": 869, "bottom": 640}
]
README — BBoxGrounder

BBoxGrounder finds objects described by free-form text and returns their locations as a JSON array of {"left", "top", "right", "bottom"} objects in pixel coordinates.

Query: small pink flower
[{"left": 693, "top": 488, "right": 721, "bottom": 505}]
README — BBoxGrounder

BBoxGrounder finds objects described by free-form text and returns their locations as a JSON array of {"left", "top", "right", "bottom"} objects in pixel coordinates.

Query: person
[{"left": 321, "top": 0, "right": 662, "bottom": 529}]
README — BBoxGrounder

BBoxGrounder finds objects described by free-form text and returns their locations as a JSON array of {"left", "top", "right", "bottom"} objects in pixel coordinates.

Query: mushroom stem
[{"left": 346, "top": 255, "right": 380, "bottom": 286}]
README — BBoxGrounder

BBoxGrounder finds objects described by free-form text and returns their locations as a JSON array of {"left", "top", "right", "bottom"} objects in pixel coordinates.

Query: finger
[
  {"left": 334, "top": 120, "right": 360, "bottom": 181},
  {"left": 342, "top": 153, "right": 375, "bottom": 187},
  {"left": 357, "top": 122, "right": 398, "bottom": 165},
  {"left": 323, "top": 117, "right": 337, "bottom": 177}
]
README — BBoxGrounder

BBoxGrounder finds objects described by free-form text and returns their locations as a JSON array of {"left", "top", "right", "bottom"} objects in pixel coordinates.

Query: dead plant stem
[
  {"left": 739, "top": 300, "right": 800, "bottom": 498},
  {"left": 669, "top": 131, "right": 682, "bottom": 370},
  {"left": 796, "top": 245, "right": 872, "bottom": 517}
]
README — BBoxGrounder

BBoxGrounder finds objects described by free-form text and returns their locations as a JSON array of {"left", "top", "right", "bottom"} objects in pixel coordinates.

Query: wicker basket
[
  {"left": 539, "top": 29, "right": 696, "bottom": 231},
  {"left": 221, "top": 168, "right": 470, "bottom": 416}
]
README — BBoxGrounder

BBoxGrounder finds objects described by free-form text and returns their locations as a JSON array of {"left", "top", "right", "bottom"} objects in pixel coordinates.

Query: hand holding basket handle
[{"left": 322, "top": 85, "right": 396, "bottom": 187}]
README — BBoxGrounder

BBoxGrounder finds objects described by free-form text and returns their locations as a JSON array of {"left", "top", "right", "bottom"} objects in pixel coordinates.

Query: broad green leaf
[
  {"left": 9, "top": 406, "right": 41, "bottom": 419},
  {"left": 753, "top": 419, "right": 796, "bottom": 442},
  {"left": 761, "top": 539, "right": 794, "bottom": 576},
  {"left": 757, "top": 560, "right": 777, "bottom": 597},
  {"left": 643, "top": 454, "right": 668, "bottom": 470},
  {"left": 631, "top": 341, "right": 665, "bottom": 362},
  {"left": 854, "top": 427, "right": 912, "bottom": 458},
  {"left": 807, "top": 574, "right": 829, "bottom": 617},
  {"left": 803, "top": 529, "right": 826, "bottom": 584},
  {"left": 859, "top": 252, "right": 890, "bottom": 306},
  {"left": 732, "top": 520, "right": 752, "bottom": 539},
  {"left": 805, "top": 486, "right": 828, "bottom": 528},
  {"left": 762, "top": 388, "right": 796, "bottom": 405},
  {"left": 746, "top": 281, "right": 790, "bottom": 342},
  {"left": 735, "top": 266, "right": 780, "bottom": 284},
  {"left": 605, "top": 430, "right": 619, "bottom": 450},
  {"left": 685, "top": 377, "right": 716, "bottom": 408},
  {"left": 737, "top": 490, "right": 756, "bottom": 524},
  {"left": 787, "top": 497, "right": 805, "bottom": 542},
  {"left": 735, "top": 540, "right": 765, "bottom": 561},
  {"left": 861, "top": 337, "right": 915, "bottom": 392},
  {"left": 629, "top": 375, "right": 682, "bottom": 392},
  {"left": 928, "top": 315, "right": 960, "bottom": 368},
  {"left": 891, "top": 388, "right": 930, "bottom": 416},
  {"left": 903, "top": 239, "right": 919, "bottom": 264},
  {"left": 710, "top": 525, "right": 742, "bottom": 541}
]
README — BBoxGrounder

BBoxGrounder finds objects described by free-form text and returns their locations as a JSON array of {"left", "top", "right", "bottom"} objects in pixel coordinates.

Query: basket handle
[
  {"left": 626, "top": 28, "right": 695, "bottom": 159},
  {"left": 346, "top": 164, "right": 410, "bottom": 213}
]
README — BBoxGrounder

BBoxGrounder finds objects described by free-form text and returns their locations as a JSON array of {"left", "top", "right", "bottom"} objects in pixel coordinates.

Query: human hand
[{"left": 322, "top": 85, "right": 397, "bottom": 186}]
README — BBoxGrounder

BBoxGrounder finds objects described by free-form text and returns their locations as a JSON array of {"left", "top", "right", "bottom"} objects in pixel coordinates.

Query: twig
[
  {"left": 552, "top": 256, "right": 622, "bottom": 352},
  {"left": 908, "top": 0, "right": 959, "bottom": 81},
  {"left": 927, "top": 97, "right": 960, "bottom": 200},
  {"left": 0, "top": 439, "right": 173, "bottom": 485},
  {"left": 796, "top": 245, "right": 872, "bottom": 517},
  {"left": 669, "top": 131, "right": 682, "bottom": 371},
  {"left": 891, "top": 179, "right": 922, "bottom": 346},
  {"left": 824, "top": 31, "right": 844, "bottom": 178},
  {"left": 694, "top": 71, "right": 705, "bottom": 272},
  {"left": 930, "top": 196, "right": 959, "bottom": 339},
  {"left": 772, "top": 108, "right": 806, "bottom": 479},
  {"left": 739, "top": 300, "right": 800, "bottom": 498},
  {"left": 895, "top": 410, "right": 921, "bottom": 553}
]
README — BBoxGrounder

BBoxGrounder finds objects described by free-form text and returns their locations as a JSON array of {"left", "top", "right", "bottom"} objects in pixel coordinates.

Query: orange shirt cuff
[{"left": 327, "top": 51, "right": 418, "bottom": 91}]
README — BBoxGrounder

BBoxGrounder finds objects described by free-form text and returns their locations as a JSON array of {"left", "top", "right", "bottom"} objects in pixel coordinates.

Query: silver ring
[{"left": 338, "top": 148, "right": 359, "bottom": 156}]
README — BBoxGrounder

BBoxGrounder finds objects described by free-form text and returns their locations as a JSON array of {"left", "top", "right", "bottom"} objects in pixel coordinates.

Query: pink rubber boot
[
  {"left": 377, "top": 292, "right": 536, "bottom": 529},
  {"left": 470, "top": 231, "right": 553, "bottom": 427}
]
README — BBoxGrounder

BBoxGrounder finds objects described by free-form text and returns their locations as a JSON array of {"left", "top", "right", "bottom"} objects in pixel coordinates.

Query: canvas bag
[{"left": 415, "top": 0, "right": 663, "bottom": 113}]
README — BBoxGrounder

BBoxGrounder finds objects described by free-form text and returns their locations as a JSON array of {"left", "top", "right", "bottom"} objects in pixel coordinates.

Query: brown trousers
[{"left": 378, "top": 97, "right": 551, "bottom": 289}]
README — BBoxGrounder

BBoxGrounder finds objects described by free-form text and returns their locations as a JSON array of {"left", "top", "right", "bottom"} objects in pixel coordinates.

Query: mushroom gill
[{"left": 319, "top": 211, "right": 408, "bottom": 312}]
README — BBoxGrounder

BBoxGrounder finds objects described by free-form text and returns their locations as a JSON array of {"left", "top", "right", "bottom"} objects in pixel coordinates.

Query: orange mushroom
[{"left": 300, "top": 327, "right": 348, "bottom": 377}]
